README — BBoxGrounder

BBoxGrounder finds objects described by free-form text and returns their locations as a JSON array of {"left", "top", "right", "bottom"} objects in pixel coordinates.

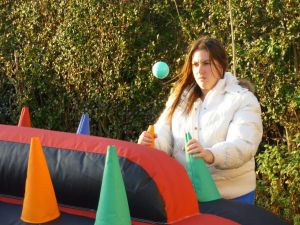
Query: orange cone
[
  {"left": 21, "top": 137, "right": 60, "bottom": 223},
  {"left": 147, "top": 125, "right": 155, "bottom": 148},
  {"left": 18, "top": 107, "right": 31, "bottom": 127}
]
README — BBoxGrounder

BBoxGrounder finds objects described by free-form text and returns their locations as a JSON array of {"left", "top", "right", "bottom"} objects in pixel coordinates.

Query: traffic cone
[
  {"left": 21, "top": 137, "right": 60, "bottom": 223},
  {"left": 94, "top": 145, "right": 131, "bottom": 225},
  {"left": 147, "top": 125, "right": 155, "bottom": 148},
  {"left": 76, "top": 113, "right": 90, "bottom": 135},
  {"left": 185, "top": 132, "right": 221, "bottom": 202},
  {"left": 18, "top": 107, "right": 31, "bottom": 127}
]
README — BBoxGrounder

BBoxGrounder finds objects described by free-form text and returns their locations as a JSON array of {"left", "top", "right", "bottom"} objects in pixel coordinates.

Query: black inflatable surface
[
  {"left": 0, "top": 141, "right": 166, "bottom": 222},
  {"left": 0, "top": 202, "right": 94, "bottom": 225},
  {"left": 199, "top": 199, "right": 290, "bottom": 225}
]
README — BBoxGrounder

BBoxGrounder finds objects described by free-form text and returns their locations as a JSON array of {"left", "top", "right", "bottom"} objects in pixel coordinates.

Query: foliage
[
  {"left": 256, "top": 138, "right": 300, "bottom": 224},
  {"left": 0, "top": 0, "right": 183, "bottom": 138},
  {"left": 0, "top": 0, "right": 299, "bottom": 222}
]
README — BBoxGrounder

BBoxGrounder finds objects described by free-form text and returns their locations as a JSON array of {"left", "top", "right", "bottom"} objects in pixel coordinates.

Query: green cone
[
  {"left": 94, "top": 145, "right": 131, "bottom": 225},
  {"left": 185, "top": 132, "right": 221, "bottom": 202}
]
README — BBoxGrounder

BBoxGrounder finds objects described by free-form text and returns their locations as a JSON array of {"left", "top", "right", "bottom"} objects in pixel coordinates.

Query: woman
[{"left": 138, "top": 36, "right": 263, "bottom": 204}]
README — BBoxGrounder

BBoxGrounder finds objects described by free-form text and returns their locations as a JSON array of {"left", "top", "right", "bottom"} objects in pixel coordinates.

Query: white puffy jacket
[{"left": 154, "top": 72, "right": 263, "bottom": 199}]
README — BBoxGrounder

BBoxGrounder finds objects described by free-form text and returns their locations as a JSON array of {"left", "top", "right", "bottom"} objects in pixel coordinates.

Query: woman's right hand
[{"left": 138, "top": 131, "right": 154, "bottom": 146}]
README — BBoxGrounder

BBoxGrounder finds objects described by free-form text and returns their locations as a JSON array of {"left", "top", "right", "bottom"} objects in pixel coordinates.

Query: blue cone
[{"left": 76, "top": 113, "right": 90, "bottom": 135}]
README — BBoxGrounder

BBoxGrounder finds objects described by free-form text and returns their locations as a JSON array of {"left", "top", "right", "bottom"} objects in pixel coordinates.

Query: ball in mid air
[{"left": 152, "top": 61, "right": 169, "bottom": 79}]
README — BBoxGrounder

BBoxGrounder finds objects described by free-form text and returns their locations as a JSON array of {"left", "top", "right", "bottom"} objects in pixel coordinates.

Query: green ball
[{"left": 152, "top": 61, "right": 169, "bottom": 79}]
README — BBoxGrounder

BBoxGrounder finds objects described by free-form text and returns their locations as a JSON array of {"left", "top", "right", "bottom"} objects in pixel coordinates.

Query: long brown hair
[{"left": 168, "top": 36, "right": 228, "bottom": 121}]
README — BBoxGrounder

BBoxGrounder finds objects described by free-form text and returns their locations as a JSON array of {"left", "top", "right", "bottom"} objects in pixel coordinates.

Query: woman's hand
[
  {"left": 186, "top": 139, "right": 214, "bottom": 164},
  {"left": 138, "top": 131, "right": 155, "bottom": 146}
]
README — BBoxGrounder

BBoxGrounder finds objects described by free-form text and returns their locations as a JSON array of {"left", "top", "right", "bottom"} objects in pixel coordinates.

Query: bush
[{"left": 0, "top": 0, "right": 185, "bottom": 139}]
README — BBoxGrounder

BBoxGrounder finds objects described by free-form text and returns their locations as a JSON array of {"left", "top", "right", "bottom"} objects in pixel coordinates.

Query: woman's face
[{"left": 192, "top": 49, "right": 222, "bottom": 95}]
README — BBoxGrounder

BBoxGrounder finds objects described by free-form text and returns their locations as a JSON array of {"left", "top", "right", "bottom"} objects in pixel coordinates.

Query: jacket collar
[
  {"left": 211, "top": 72, "right": 238, "bottom": 94},
  {"left": 181, "top": 72, "right": 238, "bottom": 102}
]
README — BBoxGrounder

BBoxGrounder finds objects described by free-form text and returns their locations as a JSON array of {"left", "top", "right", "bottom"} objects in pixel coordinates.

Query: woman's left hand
[{"left": 186, "top": 139, "right": 214, "bottom": 164}]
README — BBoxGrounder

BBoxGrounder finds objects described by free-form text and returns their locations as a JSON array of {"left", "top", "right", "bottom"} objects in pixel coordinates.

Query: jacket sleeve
[
  {"left": 209, "top": 92, "right": 263, "bottom": 169},
  {"left": 153, "top": 96, "right": 174, "bottom": 155}
]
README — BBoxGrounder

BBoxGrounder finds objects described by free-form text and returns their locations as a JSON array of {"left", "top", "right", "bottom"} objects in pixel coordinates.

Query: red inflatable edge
[{"left": 0, "top": 124, "right": 199, "bottom": 223}]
